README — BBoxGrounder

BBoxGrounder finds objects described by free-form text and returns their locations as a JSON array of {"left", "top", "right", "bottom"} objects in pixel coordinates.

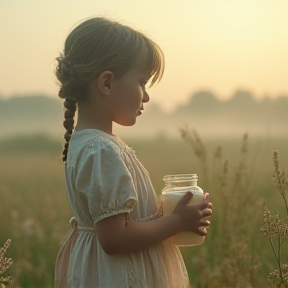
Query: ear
[{"left": 98, "top": 70, "right": 114, "bottom": 95}]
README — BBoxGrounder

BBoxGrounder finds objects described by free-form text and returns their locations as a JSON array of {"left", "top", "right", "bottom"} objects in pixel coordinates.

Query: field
[{"left": 1, "top": 132, "right": 288, "bottom": 288}]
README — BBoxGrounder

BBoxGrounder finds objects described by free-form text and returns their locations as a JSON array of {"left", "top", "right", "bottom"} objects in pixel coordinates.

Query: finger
[
  {"left": 177, "top": 191, "right": 193, "bottom": 206},
  {"left": 197, "top": 227, "right": 208, "bottom": 236},
  {"left": 204, "top": 193, "right": 210, "bottom": 200},
  {"left": 198, "top": 200, "right": 213, "bottom": 211},
  {"left": 199, "top": 219, "right": 210, "bottom": 227},
  {"left": 201, "top": 208, "right": 212, "bottom": 218},
  {"left": 198, "top": 200, "right": 210, "bottom": 210}
]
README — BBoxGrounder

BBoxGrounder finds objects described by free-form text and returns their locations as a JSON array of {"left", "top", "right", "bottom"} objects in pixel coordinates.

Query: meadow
[{"left": 1, "top": 131, "right": 288, "bottom": 288}]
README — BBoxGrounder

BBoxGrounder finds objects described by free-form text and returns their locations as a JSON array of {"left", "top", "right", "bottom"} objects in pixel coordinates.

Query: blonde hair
[{"left": 55, "top": 17, "right": 165, "bottom": 162}]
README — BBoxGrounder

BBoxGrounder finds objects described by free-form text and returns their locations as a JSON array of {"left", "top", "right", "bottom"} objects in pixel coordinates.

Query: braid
[
  {"left": 61, "top": 94, "right": 77, "bottom": 162},
  {"left": 56, "top": 55, "right": 85, "bottom": 162}
]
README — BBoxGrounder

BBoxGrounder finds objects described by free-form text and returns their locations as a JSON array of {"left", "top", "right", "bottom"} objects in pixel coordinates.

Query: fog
[{"left": 1, "top": 91, "right": 287, "bottom": 140}]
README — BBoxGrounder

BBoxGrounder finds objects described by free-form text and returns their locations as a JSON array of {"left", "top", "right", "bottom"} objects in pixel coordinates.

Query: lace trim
[
  {"left": 68, "top": 217, "right": 95, "bottom": 233},
  {"left": 77, "top": 225, "right": 95, "bottom": 233},
  {"left": 91, "top": 207, "right": 162, "bottom": 225},
  {"left": 84, "top": 135, "right": 131, "bottom": 155},
  {"left": 128, "top": 211, "right": 160, "bottom": 222},
  {"left": 93, "top": 207, "right": 133, "bottom": 223}
]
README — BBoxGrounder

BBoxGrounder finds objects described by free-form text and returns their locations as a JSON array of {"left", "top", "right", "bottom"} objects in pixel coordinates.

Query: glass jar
[{"left": 161, "top": 174, "right": 205, "bottom": 246}]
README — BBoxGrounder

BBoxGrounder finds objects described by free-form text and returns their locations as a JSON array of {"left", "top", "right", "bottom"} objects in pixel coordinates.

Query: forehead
[
  {"left": 134, "top": 46, "right": 157, "bottom": 74},
  {"left": 132, "top": 60, "right": 153, "bottom": 78},
  {"left": 122, "top": 66, "right": 151, "bottom": 81}
]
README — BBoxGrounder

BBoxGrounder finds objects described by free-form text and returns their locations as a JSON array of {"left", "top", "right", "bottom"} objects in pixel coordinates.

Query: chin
[{"left": 115, "top": 118, "right": 137, "bottom": 127}]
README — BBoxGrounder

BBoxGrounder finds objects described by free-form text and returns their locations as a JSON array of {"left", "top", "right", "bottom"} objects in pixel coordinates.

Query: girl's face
[{"left": 108, "top": 67, "right": 151, "bottom": 126}]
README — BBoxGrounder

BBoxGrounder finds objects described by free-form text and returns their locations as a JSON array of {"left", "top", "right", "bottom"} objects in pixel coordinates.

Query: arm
[{"left": 96, "top": 192, "right": 212, "bottom": 255}]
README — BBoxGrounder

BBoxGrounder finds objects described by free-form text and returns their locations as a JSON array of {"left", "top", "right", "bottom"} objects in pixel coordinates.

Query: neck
[{"left": 75, "top": 101, "right": 113, "bottom": 135}]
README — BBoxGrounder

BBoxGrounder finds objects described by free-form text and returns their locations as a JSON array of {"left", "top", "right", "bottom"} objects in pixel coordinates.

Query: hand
[
  {"left": 204, "top": 192, "right": 213, "bottom": 210},
  {"left": 172, "top": 191, "right": 212, "bottom": 236}
]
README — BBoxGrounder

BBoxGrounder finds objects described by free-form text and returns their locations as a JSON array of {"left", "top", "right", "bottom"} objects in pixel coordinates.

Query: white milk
[{"left": 161, "top": 190, "right": 205, "bottom": 246}]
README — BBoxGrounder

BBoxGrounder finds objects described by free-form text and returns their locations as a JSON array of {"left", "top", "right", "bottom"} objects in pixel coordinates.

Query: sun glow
[{"left": 0, "top": 0, "right": 287, "bottom": 111}]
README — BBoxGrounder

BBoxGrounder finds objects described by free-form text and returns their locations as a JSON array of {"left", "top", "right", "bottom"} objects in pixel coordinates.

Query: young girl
[{"left": 54, "top": 17, "right": 212, "bottom": 288}]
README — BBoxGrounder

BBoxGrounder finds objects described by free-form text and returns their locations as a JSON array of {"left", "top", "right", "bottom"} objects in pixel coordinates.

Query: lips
[{"left": 137, "top": 106, "right": 144, "bottom": 116}]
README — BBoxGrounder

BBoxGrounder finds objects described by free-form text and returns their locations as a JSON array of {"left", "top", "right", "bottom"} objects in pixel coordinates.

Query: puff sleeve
[{"left": 75, "top": 139, "right": 138, "bottom": 223}]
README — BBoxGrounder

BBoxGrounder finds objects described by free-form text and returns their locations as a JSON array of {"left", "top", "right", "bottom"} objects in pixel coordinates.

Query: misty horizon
[{"left": 0, "top": 90, "right": 287, "bottom": 140}]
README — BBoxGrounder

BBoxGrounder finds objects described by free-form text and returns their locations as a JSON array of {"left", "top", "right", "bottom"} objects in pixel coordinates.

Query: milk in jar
[{"left": 161, "top": 174, "right": 205, "bottom": 246}]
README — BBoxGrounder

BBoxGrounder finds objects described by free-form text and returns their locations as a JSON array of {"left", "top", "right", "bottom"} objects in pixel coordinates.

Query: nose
[{"left": 142, "top": 90, "right": 150, "bottom": 103}]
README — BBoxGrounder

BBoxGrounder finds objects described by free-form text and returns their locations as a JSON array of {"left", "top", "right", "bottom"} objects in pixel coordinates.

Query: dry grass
[
  {"left": 180, "top": 129, "right": 264, "bottom": 288},
  {"left": 0, "top": 239, "right": 12, "bottom": 287},
  {"left": 260, "top": 151, "right": 288, "bottom": 287}
]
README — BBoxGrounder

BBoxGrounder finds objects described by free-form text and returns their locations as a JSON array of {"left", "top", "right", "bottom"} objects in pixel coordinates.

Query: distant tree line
[{"left": 0, "top": 91, "right": 287, "bottom": 139}]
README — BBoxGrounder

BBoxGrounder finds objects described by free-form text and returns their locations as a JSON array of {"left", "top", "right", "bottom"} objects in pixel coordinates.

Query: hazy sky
[{"left": 1, "top": 0, "right": 288, "bottom": 111}]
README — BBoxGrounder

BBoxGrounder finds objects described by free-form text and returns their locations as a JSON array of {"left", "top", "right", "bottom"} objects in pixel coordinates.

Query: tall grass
[
  {"left": 179, "top": 129, "right": 288, "bottom": 288},
  {"left": 0, "top": 133, "right": 287, "bottom": 287},
  {"left": 0, "top": 154, "right": 69, "bottom": 287},
  {"left": 180, "top": 129, "right": 265, "bottom": 288}
]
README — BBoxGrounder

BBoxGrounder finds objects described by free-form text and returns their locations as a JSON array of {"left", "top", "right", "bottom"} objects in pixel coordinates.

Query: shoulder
[
  {"left": 79, "top": 135, "right": 123, "bottom": 163},
  {"left": 67, "top": 131, "right": 123, "bottom": 168},
  {"left": 72, "top": 129, "right": 124, "bottom": 153},
  {"left": 73, "top": 134, "right": 134, "bottom": 185}
]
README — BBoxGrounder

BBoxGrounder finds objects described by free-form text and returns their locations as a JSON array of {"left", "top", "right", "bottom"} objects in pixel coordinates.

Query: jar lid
[{"left": 163, "top": 174, "right": 198, "bottom": 182}]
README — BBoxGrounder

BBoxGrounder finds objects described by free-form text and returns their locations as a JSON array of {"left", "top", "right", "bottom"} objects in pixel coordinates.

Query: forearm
[{"left": 96, "top": 213, "right": 182, "bottom": 255}]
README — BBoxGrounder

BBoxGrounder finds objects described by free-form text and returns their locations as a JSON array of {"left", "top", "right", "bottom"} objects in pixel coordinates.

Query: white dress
[{"left": 54, "top": 129, "right": 189, "bottom": 288}]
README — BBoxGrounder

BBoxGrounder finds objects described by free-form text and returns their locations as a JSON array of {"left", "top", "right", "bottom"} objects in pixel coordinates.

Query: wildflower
[
  {"left": 261, "top": 151, "right": 288, "bottom": 287},
  {"left": 0, "top": 239, "right": 12, "bottom": 287},
  {"left": 268, "top": 264, "right": 288, "bottom": 287}
]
